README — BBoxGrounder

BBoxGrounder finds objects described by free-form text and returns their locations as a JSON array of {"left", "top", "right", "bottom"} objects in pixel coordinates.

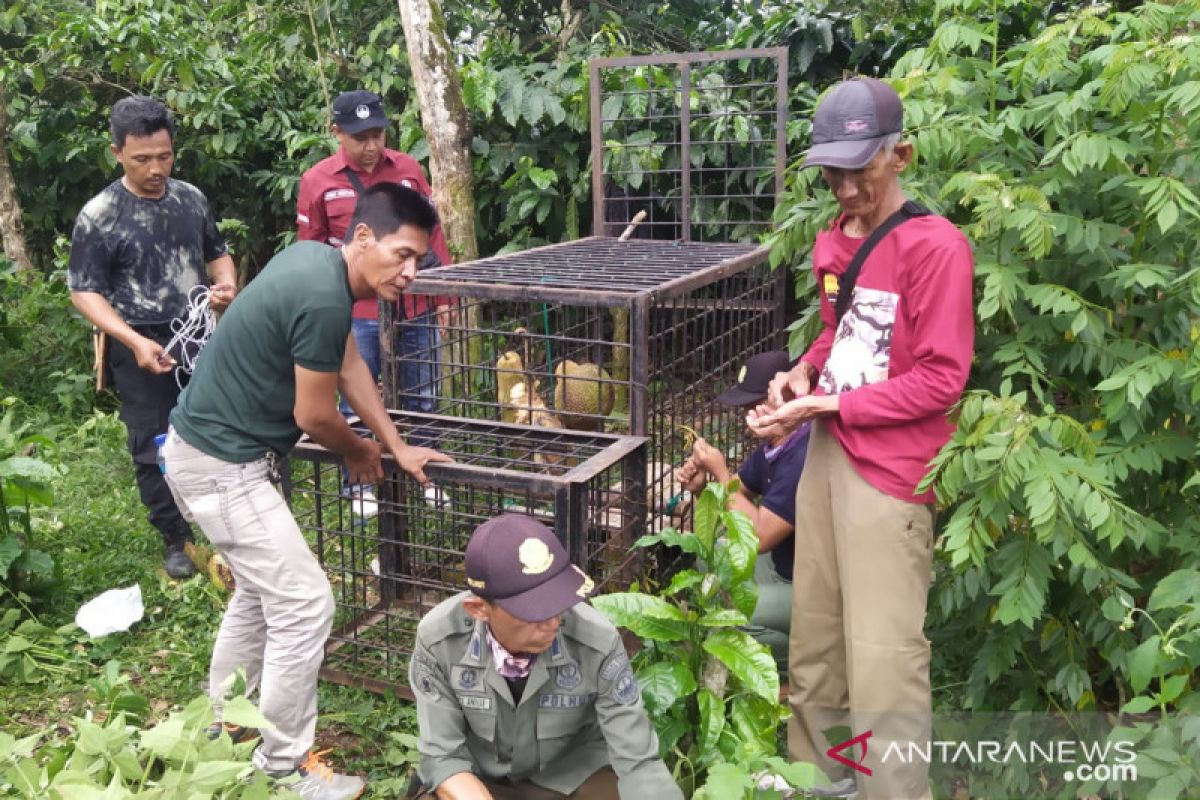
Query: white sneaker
[{"left": 277, "top": 751, "right": 365, "bottom": 800}]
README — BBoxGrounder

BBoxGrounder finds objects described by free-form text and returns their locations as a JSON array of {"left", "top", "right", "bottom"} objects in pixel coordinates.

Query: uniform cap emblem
[
  {"left": 844, "top": 119, "right": 868, "bottom": 133},
  {"left": 738, "top": 365, "right": 748, "bottom": 384},
  {"left": 519, "top": 537, "right": 554, "bottom": 574},
  {"left": 355, "top": 104, "right": 371, "bottom": 119},
  {"left": 573, "top": 565, "right": 595, "bottom": 597}
]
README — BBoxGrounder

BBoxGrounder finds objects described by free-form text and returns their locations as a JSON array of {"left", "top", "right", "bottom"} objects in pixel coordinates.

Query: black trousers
[{"left": 107, "top": 329, "right": 193, "bottom": 548}]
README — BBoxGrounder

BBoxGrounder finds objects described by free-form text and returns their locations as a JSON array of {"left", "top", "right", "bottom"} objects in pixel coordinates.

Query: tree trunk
[
  {"left": 0, "top": 83, "right": 34, "bottom": 273},
  {"left": 396, "top": 0, "right": 479, "bottom": 264}
]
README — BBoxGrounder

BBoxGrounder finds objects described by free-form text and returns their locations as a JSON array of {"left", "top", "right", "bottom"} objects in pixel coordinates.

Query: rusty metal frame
[{"left": 590, "top": 47, "right": 789, "bottom": 242}]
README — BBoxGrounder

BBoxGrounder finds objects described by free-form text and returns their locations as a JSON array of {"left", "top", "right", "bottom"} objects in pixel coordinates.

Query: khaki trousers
[
  {"left": 788, "top": 421, "right": 934, "bottom": 800},
  {"left": 412, "top": 767, "right": 618, "bottom": 799},
  {"left": 162, "top": 429, "right": 335, "bottom": 775}
]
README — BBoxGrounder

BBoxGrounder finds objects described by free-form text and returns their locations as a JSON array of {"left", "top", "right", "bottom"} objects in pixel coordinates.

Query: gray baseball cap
[{"left": 803, "top": 77, "right": 903, "bottom": 170}]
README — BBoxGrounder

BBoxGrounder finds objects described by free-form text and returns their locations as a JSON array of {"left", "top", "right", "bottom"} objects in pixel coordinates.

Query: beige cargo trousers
[
  {"left": 162, "top": 428, "right": 334, "bottom": 775},
  {"left": 787, "top": 421, "right": 935, "bottom": 800}
]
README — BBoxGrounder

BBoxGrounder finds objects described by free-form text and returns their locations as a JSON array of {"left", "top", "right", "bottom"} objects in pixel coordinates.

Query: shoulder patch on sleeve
[
  {"left": 411, "top": 650, "right": 441, "bottom": 700},
  {"left": 611, "top": 666, "right": 640, "bottom": 706},
  {"left": 599, "top": 650, "right": 629, "bottom": 682}
]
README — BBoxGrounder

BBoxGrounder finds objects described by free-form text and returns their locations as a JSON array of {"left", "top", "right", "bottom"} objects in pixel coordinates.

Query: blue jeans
[
  {"left": 340, "top": 315, "right": 439, "bottom": 484},
  {"left": 339, "top": 315, "right": 439, "bottom": 416}
]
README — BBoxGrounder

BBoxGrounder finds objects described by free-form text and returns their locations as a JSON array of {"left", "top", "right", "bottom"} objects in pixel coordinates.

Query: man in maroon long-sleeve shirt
[
  {"left": 749, "top": 78, "right": 974, "bottom": 800},
  {"left": 297, "top": 90, "right": 453, "bottom": 512}
]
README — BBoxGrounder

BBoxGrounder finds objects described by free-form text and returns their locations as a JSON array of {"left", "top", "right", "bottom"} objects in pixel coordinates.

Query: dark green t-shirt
[{"left": 171, "top": 242, "right": 353, "bottom": 462}]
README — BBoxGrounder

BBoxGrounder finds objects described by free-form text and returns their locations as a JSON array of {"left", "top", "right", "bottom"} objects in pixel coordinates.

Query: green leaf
[
  {"left": 697, "top": 761, "right": 753, "bottom": 798},
  {"left": 0, "top": 535, "right": 22, "bottom": 576},
  {"left": 693, "top": 487, "right": 721, "bottom": 555},
  {"left": 591, "top": 593, "right": 691, "bottom": 642},
  {"left": 701, "top": 628, "right": 779, "bottom": 702},
  {"left": 637, "top": 660, "right": 695, "bottom": 713},
  {"left": 697, "top": 608, "right": 749, "bottom": 627},
  {"left": 220, "top": 695, "right": 274, "bottom": 730},
  {"left": 695, "top": 689, "right": 725, "bottom": 759},
  {"left": 1121, "top": 696, "right": 1156, "bottom": 714},
  {"left": 1127, "top": 635, "right": 1160, "bottom": 695},
  {"left": 1155, "top": 674, "right": 1188, "bottom": 705},
  {"left": 720, "top": 510, "right": 758, "bottom": 581},
  {"left": 189, "top": 760, "right": 250, "bottom": 791},
  {"left": 1148, "top": 569, "right": 1200, "bottom": 611},
  {"left": 662, "top": 569, "right": 704, "bottom": 597},
  {"left": 764, "top": 755, "right": 827, "bottom": 789}
]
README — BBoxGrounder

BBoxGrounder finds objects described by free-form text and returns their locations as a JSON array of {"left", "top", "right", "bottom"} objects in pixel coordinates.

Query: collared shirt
[
  {"left": 296, "top": 146, "right": 453, "bottom": 320},
  {"left": 738, "top": 422, "right": 811, "bottom": 580},
  {"left": 410, "top": 592, "right": 683, "bottom": 799},
  {"left": 486, "top": 627, "right": 534, "bottom": 679}
]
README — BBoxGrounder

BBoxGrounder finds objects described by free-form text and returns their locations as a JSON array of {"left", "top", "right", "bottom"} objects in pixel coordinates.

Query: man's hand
[
  {"left": 434, "top": 772, "right": 495, "bottom": 800},
  {"left": 209, "top": 282, "right": 236, "bottom": 313},
  {"left": 690, "top": 438, "right": 730, "bottom": 484},
  {"left": 133, "top": 335, "right": 175, "bottom": 375},
  {"left": 768, "top": 361, "right": 818, "bottom": 408},
  {"left": 395, "top": 444, "right": 455, "bottom": 485},
  {"left": 675, "top": 458, "right": 706, "bottom": 494},
  {"left": 435, "top": 302, "right": 456, "bottom": 333},
  {"left": 747, "top": 394, "right": 837, "bottom": 440},
  {"left": 344, "top": 437, "right": 384, "bottom": 486}
]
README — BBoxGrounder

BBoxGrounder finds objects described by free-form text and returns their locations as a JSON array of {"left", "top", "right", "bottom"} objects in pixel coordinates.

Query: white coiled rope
[{"left": 163, "top": 285, "right": 216, "bottom": 389}]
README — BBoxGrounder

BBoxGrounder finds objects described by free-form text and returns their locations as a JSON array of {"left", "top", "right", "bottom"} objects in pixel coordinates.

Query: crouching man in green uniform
[{"left": 408, "top": 514, "right": 683, "bottom": 800}]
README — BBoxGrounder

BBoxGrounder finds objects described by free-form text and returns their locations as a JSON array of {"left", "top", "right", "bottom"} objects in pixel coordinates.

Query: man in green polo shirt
[{"left": 163, "top": 183, "right": 452, "bottom": 799}]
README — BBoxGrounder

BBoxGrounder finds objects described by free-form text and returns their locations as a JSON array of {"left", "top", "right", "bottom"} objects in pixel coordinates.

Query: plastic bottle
[{"left": 154, "top": 432, "right": 168, "bottom": 474}]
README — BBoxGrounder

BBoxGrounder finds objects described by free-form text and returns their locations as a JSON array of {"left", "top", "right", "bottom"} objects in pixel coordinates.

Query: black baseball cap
[
  {"left": 464, "top": 514, "right": 594, "bottom": 622},
  {"left": 332, "top": 90, "right": 388, "bottom": 134},
  {"left": 716, "top": 351, "right": 795, "bottom": 407},
  {"left": 802, "top": 77, "right": 904, "bottom": 170}
]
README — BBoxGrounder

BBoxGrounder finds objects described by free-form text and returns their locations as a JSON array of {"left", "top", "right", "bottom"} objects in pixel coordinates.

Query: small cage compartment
[
  {"left": 286, "top": 411, "right": 647, "bottom": 695},
  {"left": 382, "top": 238, "right": 783, "bottom": 536}
]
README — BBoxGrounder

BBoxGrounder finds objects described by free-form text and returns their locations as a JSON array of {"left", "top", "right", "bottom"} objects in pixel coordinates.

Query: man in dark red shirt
[
  {"left": 748, "top": 78, "right": 975, "bottom": 800},
  {"left": 297, "top": 90, "right": 452, "bottom": 513}
]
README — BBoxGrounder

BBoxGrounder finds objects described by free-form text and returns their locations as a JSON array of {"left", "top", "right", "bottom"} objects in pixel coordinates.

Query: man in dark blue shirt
[{"left": 677, "top": 351, "right": 809, "bottom": 668}]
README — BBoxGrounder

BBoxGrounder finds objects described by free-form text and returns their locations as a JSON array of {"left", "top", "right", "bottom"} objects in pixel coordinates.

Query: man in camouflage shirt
[
  {"left": 409, "top": 514, "right": 682, "bottom": 800},
  {"left": 68, "top": 96, "right": 235, "bottom": 578}
]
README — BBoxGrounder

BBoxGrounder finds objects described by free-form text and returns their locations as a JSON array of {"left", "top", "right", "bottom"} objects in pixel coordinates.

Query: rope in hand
[{"left": 162, "top": 285, "right": 216, "bottom": 390}]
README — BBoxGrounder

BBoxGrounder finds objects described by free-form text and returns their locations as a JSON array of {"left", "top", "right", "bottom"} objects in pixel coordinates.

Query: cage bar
[
  {"left": 286, "top": 411, "right": 647, "bottom": 696},
  {"left": 590, "top": 47, "right": 788, "bottom": 243}
]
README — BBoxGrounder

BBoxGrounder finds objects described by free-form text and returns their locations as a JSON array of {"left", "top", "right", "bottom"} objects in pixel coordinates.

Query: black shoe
[{"left": 165, "top": 543, "right": 197, "bottom": 579}]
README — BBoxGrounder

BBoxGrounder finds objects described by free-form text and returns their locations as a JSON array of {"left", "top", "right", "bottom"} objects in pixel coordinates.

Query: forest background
[{"left": 0, "top": 0, "right": 1197, "bottom": 797}]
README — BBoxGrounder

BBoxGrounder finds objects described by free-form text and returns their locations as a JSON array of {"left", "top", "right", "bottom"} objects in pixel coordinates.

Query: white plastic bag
[{"left": 75, "top": 584, "right": 144, "bottom": 638}]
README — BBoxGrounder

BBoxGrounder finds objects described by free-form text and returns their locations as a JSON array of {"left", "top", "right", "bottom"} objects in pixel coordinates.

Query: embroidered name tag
[
  {"left": 323, "top": 188, "right": 357, "bottom": 202},
  {"left": 460, "top": 695, "right": 492, "bottom": 710},
  {"left": 538, "top": 692, "right": 595, "bottom": 709}
]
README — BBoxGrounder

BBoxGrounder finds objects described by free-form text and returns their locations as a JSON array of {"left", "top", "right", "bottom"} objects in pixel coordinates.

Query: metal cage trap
[
  {"left": 384, "top": 237, "right": 784, "bottom": 537},
  {"left": 286, "top": 411, "right": 647, "bottom": 695}
]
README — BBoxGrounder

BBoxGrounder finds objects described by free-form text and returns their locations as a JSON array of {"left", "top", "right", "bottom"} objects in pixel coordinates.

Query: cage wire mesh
[
  {"left": 286, "top": 411, "right": 647, "bottom": 695},
  {"left": 591, "top": 48, "right": 788, "bottom": 243},
  {"left": 383, "top": 238, "right": 785, "bottom": 542}
]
